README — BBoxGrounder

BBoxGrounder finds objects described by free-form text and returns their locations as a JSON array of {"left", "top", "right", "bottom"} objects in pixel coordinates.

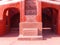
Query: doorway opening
[
  {"left": 4, "top": 7, "right": 20, "bottom": 37},
  {"left": 42, "top": 7, "right": 58, "bottom": 36}
]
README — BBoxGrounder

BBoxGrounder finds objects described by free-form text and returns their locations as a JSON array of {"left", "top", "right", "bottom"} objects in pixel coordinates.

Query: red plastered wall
[{"left": 0, "top": 2, "right": 21, "bottom": 36}]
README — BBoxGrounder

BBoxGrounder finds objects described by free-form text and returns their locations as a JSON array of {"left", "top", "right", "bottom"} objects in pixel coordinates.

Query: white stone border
[
  {"left": 0, "top": 0, "right": 24, "bottom": 5},
  {"left": 39, "top": 0, "right": 60, "bottom": 5},
  {"left": 0, "top": 0, "right": 60, "bottom": 5}
]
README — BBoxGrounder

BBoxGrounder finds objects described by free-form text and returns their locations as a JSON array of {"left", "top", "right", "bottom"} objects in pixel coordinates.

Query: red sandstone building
[{"left": 0, "top": 0, "right": 60, "bottom": 39}]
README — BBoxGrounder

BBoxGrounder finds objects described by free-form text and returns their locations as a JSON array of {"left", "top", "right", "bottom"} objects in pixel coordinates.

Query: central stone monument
[{"left": 19, "top": 0, "right": 42, "bottom": 40}]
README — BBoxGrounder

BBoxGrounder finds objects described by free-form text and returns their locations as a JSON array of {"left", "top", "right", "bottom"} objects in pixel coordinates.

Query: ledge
[
  {"left": 39, "top": 0, "right": 60, "bottom": 5},
  {"left": 0, "top": 0, "right": 60, "bottom": 6},
  {"left": 0, "top": 0, "right": 23, "bottom": 5}
]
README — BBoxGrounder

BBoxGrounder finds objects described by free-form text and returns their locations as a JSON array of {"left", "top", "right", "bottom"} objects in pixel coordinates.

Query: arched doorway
[
  {"left": 3, "top": 7, "right": 20, "bottom": 36},
  {"left": 42, "top": 7, "right": 58, "bottom": 35}
]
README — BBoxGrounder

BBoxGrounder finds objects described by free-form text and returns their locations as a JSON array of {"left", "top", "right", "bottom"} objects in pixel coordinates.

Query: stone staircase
[{"left": 18, "top": 22, "right": 42, "bottom": 40}]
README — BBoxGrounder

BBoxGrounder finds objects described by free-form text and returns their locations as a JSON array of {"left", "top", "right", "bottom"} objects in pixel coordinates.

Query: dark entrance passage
[
  {"left": 10, "top": 13, "right": 20, "bottom": 28},
  {"left": 42, "top": 7, "right": 58, "bottom": 36},
  {"left": 4, "top": 7, "right": 20, "bottom": 37},
  {"left": 10, "top": 8, "right": 20, "bottom": 36}
]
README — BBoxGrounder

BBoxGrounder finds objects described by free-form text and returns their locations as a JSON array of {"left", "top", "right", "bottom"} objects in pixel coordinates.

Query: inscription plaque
[{"left": 25, "top": 0, "right": 37, "bottom": 15}]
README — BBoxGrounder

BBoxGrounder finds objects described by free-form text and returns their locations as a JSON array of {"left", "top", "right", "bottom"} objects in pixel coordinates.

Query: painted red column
[
  {"left": 57, "top": 10, "right": 60, "bottom": 35},
  {"left": 0, "top": 6, "right": 6, "bottom": 36}
]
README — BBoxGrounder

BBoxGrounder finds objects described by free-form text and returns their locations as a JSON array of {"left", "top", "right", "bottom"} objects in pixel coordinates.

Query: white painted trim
[
  {"left": 0, "top": 0, "right": 60, "bottom": 6},
  {"left": 39, "top": 0, "right": 60, "bottom": 5},
  {"left": 0, "top": 0, "right": 24, "bottom": 5}
]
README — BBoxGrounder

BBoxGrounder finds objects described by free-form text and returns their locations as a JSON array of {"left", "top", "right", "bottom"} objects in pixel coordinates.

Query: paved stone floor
[
  {"left": 0, "top": 30, "right": 60, "bottom": 45},
  {"left": 0, "top": 36, "right": 60, "bottom": 45}
]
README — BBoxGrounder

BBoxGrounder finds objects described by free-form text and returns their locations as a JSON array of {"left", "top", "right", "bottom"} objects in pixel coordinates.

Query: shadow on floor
[{"left": 43, "top": 30, "right": 60, "bottom": 40}]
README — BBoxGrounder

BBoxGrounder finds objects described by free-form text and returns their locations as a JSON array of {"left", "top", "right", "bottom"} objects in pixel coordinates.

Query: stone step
[
  {"left": 18, "top": 35, "right": 42, "bottom": 38},
  {"left": 20, "top": 22, "right": 42, "bottom": 28},
  {"left": 18, "top": 35, "right": 43, "bottom": 40},
  {"left": 23, "top": 28, "right": 38, "bottom": 36}
]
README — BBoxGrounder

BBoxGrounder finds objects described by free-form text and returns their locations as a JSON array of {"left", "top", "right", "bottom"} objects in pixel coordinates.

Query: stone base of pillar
[
  {"left": 18, "top": 35, "right": 43, "bottom": 40},
  {"left": 18, "top": 22, "right": 42, "bottom": 40}
]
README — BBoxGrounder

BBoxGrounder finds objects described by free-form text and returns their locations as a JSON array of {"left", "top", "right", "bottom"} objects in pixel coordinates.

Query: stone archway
[
  {"left": 3, "top": 7, "right": 20, "bottom": 36},
  {"left": 42, "top": 7, "right": 58, "bottom": 34}
]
